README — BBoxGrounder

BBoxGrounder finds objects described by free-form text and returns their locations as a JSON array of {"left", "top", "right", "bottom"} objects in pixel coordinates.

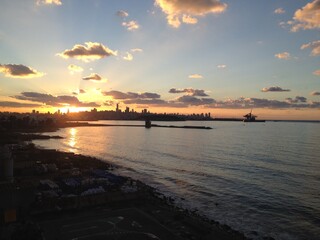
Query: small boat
[{"left": 243, "top": 109, "right": 265, "bottom": 122}]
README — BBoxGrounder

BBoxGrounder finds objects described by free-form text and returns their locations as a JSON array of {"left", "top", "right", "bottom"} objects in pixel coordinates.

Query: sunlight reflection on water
[{"left": 67, "top": 128, "right": 78, "bottom": 153}]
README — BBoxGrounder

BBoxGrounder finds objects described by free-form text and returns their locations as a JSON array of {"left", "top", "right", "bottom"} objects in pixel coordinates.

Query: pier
[{"left": 63, "top": 121, "right": 213, "bottom": 130}]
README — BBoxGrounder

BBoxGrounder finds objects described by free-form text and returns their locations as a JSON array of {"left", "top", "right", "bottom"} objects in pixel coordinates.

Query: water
[{"left": 33, "top": 121, "right": 320, "bottom": 240}]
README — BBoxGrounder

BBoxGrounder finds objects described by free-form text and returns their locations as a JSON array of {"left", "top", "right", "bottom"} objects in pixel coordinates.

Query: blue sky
[{"left": 0, "top": 0, "right": 319, "bottom": 119}]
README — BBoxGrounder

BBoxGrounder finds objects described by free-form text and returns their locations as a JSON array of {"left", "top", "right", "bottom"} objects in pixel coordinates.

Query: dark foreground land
[{"left": 0, "top": 133, "right": 249, "bottom": 240}]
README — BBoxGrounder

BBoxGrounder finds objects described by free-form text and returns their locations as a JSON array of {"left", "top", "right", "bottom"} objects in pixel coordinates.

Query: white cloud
[
  {"left": 275, "top": 52, "right": 291, "bottom": 60},
  {"left": 274, "top": 8, "right": 285, "bottom": 14},
  {"left": 122, "top": 21, "right": 140, "bottom": 31},
  {"left": 289, "top": 0, "right": 320, "bottom": 32},
  {"left": 36, "top": 0, "right": 62, "bottom": 5},
  {"left": 188, "top": 74, "right": 203, "bottom": 79},
  {"left": 301, "top": 40, "right": 320, "bottom": 56},
  {"left": 217, "top": 64, "right": 227, "bottom": 69},
  {"left": 155, "top": 0, "right": 227, "bottom": 28},
  {"left": 182, "top": 15, "right": 198, "bottom": 24},
  {"left": 68, "top": 64, "right": 83, "bottom": 74},
  {"left": 123, "top": 52, "right": 133, "bottom": 61},
  {"left": 131, "top": 48, "right": 143, "bottom": 53}
]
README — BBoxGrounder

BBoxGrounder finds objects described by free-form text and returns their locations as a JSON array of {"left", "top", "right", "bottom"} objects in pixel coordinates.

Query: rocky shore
[{"left": 0, "top": 132, "right": 249, "bottom": 240}]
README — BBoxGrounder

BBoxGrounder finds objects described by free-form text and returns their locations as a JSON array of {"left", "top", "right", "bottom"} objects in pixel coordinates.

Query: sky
[{"left": 0, "top": 0, "right": 319, "bottom": 120}]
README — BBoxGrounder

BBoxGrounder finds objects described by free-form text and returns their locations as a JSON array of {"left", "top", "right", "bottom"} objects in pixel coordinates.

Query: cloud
[
  {"left": 15, "top": 92, "right": 56, "bottom": 104},
  {"left": 13, "top": 92, "right": 99, "bottom": 107},
  {"left": 102, "top": 89, "right": 320, "bottom": 109},
  {"left": 174, "top": 95, "right": 215, "bottom": 106},
  {"left": 0, "top": 101, "right": 42, "bottom": 108},
  {"left": 188, "top": 74, "right": 203, "bottom": 79},
  {"left": 169, "top": 88, "right": 208, "bottom": 96},
  {"left": 0, "top": 64, "right": 44, "bottom": 78},
  {"left": 155, "top": 0, "right": 227, "bottom": 28},
  {"left": 122, "top": 21, "right": 140, "bottom": 31},
  {"left": 36, "top": 0, "right": 62, "bottom": 5},
  {"left": 313, "top": 69, "right": 320, "bottom": 76},
  {"left": 296, "top": 96, "right": 307, "bottom": 102},
  {"left": 274, "top": 8, "right": 285, "bottom": 14},
  {"left": 82, "top": 73, "right": 105, "bottom": 82},
  {"left": 122, "top": 49, "right": 142, "bottom": 61},
  {"left": 311, "top": 91, "right": 320, "bottom": 96},
  {"left": 103, "top": 90, "right": 161, "bottom": 99},
  {"left": 105, "top": 89, "right": 215, "bottom": 107},
  {"left": 72, "top": 89, "right": 86, "bottom": 95},
  {"left": 217, "top": 64, "right": 227, "bottom": 68},
  {"left": 289, "top": 0, "right": 320, "bottom": 32},
  {"left": 285, "top": 96, "right": 307, "bottom": 103},
  {"left": 182, "top": 15, "right": 198, "bottom": 24},
  {"left": 103, "top": 91, "right": 130, "bottom": 99},
  {"left": 209, "top": 97, "right": 320, "bottom": 109},
  {"left": 274, "top": 52, "right": 291, "bottom": 60},
  {"left": 104, "top": 100, "right": 115, "bottom": 106},
  {"left": 139, "top": 92, "right": 161, "bottom": 99},
  {"left": 57, "top": 42, "right": 117, "bottom": 62},
  {"left": 117, "top": 10, "right": 129, "bottom": 18},
  {"left": 68, "top": 64, "right": 83, "bottom": 73},
  {"left": 114, "top": 92, "right": 214, "bottom": 107},
  {"left": 103, "top": 90, "right": 165, "bottom": 106},
  {"left": 123, "top": 99, "right": 167, "bottom": 105},
  {"left": 123, "top": 52, "right": 133, "bottom": 61},
  {"left": 261, "top": 86, "right": 291, "bottom": 92},
  {"left": 301, "top": 40, "right": 320, "bottom": 56},
  {"left": 131, "top": 48, "right": 143, "bottom": 53}
]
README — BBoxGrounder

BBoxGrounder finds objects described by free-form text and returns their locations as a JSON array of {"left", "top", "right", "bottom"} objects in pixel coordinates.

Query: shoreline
[{"left": 0, "top": 132, "right": 250, "bottom": 240}]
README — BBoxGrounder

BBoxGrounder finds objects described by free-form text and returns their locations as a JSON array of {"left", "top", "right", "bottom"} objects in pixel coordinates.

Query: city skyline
[{"left": 0, "top": 0, "right": 320, "bottom": 120}]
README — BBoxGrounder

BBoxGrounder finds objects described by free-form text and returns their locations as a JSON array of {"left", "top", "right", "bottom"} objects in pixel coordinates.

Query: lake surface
[{"left": 33, "top": 121, "right": 320, "bottom": 240}]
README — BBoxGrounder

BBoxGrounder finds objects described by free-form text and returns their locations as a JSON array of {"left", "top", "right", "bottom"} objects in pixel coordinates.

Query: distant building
[{"left": 116, "top": 103, "right": 121, "bottom": 112}]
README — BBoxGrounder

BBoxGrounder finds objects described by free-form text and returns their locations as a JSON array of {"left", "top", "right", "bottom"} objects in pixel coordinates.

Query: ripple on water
[{"left": 33, "top": 121, "right": 320, "bottom": 240}]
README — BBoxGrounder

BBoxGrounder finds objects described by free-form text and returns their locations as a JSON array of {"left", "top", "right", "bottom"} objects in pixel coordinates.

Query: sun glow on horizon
[{"left": 59, "top": 106, "right": 90, "bottom": 114}]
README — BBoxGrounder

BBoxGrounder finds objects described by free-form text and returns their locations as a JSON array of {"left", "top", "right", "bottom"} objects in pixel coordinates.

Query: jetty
[{"left": 63, "top": 121, "right": 213, "bottom": 130}]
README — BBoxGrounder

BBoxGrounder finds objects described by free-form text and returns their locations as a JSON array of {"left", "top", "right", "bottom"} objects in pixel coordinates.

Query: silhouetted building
[{"left": 116, "top": 103, "right": 121, "bottom": 112}]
